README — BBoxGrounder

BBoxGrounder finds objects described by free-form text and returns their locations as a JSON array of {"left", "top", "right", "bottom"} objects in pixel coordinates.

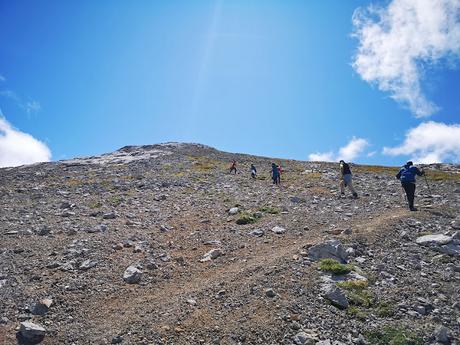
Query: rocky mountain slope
[{"left": 0, "top": 143, "right": 459, "bottom": 345}]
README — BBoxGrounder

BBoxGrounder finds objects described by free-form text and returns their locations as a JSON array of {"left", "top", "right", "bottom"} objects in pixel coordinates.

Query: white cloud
[
  {"left": 383, "top": 121, "right": 460, "bottom": 163},
  {"left": 0, "top": 115, "right": 51, "bottom": 168},
  {"left": 308, "top": 151, "right": 335, "bottom": 162},
  {"left": 0, "top": 74, "right": 5, "bottom": 82},
  {"left": 308, "top": 137, "right": 369, "bottom": 162},
  {"left": 352, "top": 0, "right": 460, "bottom": 117}
]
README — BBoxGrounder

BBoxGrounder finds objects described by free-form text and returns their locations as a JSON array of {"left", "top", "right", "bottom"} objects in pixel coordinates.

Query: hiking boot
[
  {"left": 337, "top": 193, "right": 345, "bottom": 199},
  {"left": 352, "top": 192, "right": 358, "bottom": 199},
  {"left": 410, "top": 206, "right": 418, "bottom": 211}
]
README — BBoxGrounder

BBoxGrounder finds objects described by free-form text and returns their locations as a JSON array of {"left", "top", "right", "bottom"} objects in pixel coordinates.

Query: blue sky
[{"left": 1, "top": 0, "right": 459, "bottom": 167}]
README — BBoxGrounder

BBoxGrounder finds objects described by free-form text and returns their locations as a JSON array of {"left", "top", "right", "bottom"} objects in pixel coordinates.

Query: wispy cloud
[
  {"left": 0, "top": 89, "right": 41, "bottom": 115},
  {"left": 0, "top": 113, "right": 51, "bottom": 168},
  {"left": 0, "top": 74, "right": 5, "bottom": 82},
  {"left": 383, "top": 121, "right": 460, "bottom": 163},
  {"left": 352, "top": 0, "right": 460, "bottom": 117},
  {"left": 309, "top": 137, "right": 369, "bottom": 162}
]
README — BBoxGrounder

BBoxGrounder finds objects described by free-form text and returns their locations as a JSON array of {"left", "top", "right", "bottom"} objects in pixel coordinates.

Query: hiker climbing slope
[
  {"left": 250, "top": 164, "right": 257, "bottom": 179},
  {"left": 271, "top": 163, "right": 280, "bottom": 185},
  {"left": 396, "top": 161, "right": 424, "bottom": 211},
  {"left": 229, "top": 160, "right": 237, "bottom": 174},
  {"left": 339, "top": 160, "right": 358, "bottom": 199}
]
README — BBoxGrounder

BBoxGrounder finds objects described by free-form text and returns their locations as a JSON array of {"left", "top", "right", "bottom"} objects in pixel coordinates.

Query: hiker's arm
[
  {"left": 396, "top": 170, "right": 402, "bottom": 179},
  {"left": 416, "top": 168, "right": 424, "bottom": 176}
]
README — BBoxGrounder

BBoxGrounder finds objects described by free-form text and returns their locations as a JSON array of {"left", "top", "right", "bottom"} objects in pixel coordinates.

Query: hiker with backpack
[
  {"left": 396, "top": 161, "right": 424, "bottom": 211},
  {"left": 271, "top": 163, "right": 280, "bottom": 185},
  {"left": 339, "top": 160, "right": 358, "bottom": 199},
  {"left": 229, "top": 160, "right": 237, "bottom": 174},
  {"left": 277, "top": 164, "right": 282, "bottom": 184},
  {"left": 250, "top": 164, "right": 257, "bottom": 179}
]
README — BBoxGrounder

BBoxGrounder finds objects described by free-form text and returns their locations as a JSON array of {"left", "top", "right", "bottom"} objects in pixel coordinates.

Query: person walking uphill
[
  {"left": 271, "top": 163, "right": 280, "bottom": 185},
  {"left": 250, "top": 164, "right": 257, "bottom": 179},
  {"left": 396, "top": 161, "right": 424, "bottom": 211},
  {"left": 339, "top": 160, "right": 358, "bottom": 199},
  {"left": 229, "top": 160, "right": 237, "bottom": 174}
]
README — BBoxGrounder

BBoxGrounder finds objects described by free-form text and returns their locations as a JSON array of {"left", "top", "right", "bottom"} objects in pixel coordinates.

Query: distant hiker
[
  {"left": 251, "top": 164, "right": 257, "bottom": 179},
  {"left": 339, "top": 160, "right": 358, "bottom": 199},
  {"left": 229, "top": 160, "right": 237, "bottom": 174},
  {"left": 277, "top": 164, "right": 282, "bottom": 184},
  {"left": 271, "top": 163, "right": 280, "bottom": 185},
  {"left": 396, "top": 161, "right": 424, "bottom": 211}
]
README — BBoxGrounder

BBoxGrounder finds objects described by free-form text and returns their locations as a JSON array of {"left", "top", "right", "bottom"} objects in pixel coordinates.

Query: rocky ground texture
[{"left": 1, "top": 143, "right": 459, "bottom": 345}]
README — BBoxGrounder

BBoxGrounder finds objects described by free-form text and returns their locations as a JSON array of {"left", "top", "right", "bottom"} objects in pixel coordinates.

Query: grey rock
[
  {"left": 265, "top": 288, "right": 276, "bottom": 298},
  {"left": 30, "top": 298, "right": 53, "bottom": 316},
  {"left": 271, "top": 226, "right": 286, "bottom": 234},
  {"left": 323, "top": 284, "right": 348, "bottom": 309},
  {"left": 19, "top": 321, "right": 46, "bottom": 343},
  {"left": 309, "top": 240, "right": 348, "bottom": 263},
  {"left": 433, "top": 325, "right": 451, "bottom": 344},
  {"left": 200, "top": 248, "right": 223, "bottom": 262},
  {"left": 79, "top": 259, "right": 98, "bottom": 271},
  {"left": 228, "top": 207, "right": 239, "bottom": 215},
  {"left": 416, "top": 234, "right": 452, "bottom": 246},
  {"left": 437, "top": 243, "right": 460, "bottom": 256},
  {"left": 103, "top": 211, "right": 117, "bottom": 219},
  {"left": 123, "top": 265, "right": 142, "bottom": 284},
  {"left": 249, "top": 229, "right": 264, "bottom": 237},
  {"left": 293, "top": 331, "right": 318, "bottom": 345},
  {"left": 111, "top": 335, "right": 123, "bottom": 344}
]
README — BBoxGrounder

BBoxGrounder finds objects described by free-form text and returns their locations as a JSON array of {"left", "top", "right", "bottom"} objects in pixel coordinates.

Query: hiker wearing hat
[
  {"left": 396, "top": 161, "right": 424, "bottom": 211},
  {"left": 339, "top": 160, "right": 358, "bottom": 199}
]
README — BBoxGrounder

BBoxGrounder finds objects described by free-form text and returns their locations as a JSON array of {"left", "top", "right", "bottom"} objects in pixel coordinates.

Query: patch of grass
[
  {"left": 236, "top": 212, "right": 258, "bottom": 225},
  {"left": 425, "top": 170, "right": 460, "bottom": 181},
  {"left": 419, "top": 231, "right": 432, "bottom": 236},
  {"left": 89, "top": 201, "right": 102, "bottom": 209},
  {"left": 347, "top": 306, "right": 368, "bottom": 321},
  {"left": 366, "top": 327, "right": 423, "bottom": 345},
  {"left": 259, "top": 206, "right": 280, "bottom": 214},
  {"left": 337, "top": 279, "right": 373, "bottom": 307},
  {"left": 108, "top": 195, "right": 124, "bottom": 207},
  {"left": 318, "top": 258, "right": 352, "bottom": 275},
  {"left": 337, "top": 279, "right": 368, "bottom": 290},
  {"left": 375, "top": 302, "right": 396, "bottom": 317},
  {"left": 355, "top": 165, "right": 399, "bottom": 175}
]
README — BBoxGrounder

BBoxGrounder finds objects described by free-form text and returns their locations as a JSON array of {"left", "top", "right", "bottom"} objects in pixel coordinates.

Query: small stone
[
  {"left": 271, "top": 226, "right": 286, "bottom": 234},
  {"left": 30, "top": 298, "right": 53, "bottom": 316},
  {"left": 265, "top": 288, "right": 276, "bottom": 298},
  {"left": 309, "top": 240, "right": 348, "bottom": 263},
  {"left": 186, "top": 299, "right": 197, "bottom": 306},
  {"left": 249, "top": 229, "right": 264, "bottom": 237},
  {"left": 19, "top": 321, "right": 46, "bottom": 343},
  {"left": 123, "top": 265, "right": 142, "bottom": 284},
  {"left": 103, "top": 211, "right": 117, "bottom": 219},
  {"left": 228, "top": 207, "right": 239, "bottom": 215},
  {"left": 79, "top": 259, "right": 98, "bottom": 271},
  {"left": 416, "top": 234, "right": 452, "bottom": 246},
  {"left": 111, "top": 335, "right": 123, "bottom": 344},
  {"left": 292, "top": 331, "right": 318, "bottom": 345},
  {"left": 200, "top": 248, "right": 223, "bottom": 262}
]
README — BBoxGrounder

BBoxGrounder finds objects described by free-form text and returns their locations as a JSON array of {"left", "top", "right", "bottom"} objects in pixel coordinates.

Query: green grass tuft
[
  {"left": 318, "top": 259, "right": 352, "bottom": 275},
  {"left": 236, "top": 212, "right": 258, "bottom": 225},
  {"left": 258, "top": 206, "right": 280, "bottom": 214},
  {"left": 366, "top": 326, "right": 423, "bottom": 345}
]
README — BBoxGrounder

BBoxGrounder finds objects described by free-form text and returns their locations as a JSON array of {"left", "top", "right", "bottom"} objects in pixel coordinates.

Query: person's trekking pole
[{"left": 423, "top": 172, "right": 432, "bottom": 195}]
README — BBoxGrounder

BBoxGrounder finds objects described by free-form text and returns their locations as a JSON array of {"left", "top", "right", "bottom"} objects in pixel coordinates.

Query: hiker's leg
[
  {"left": 407, "top": 183, "right": 415, "bottom": 209},
  {"left": 347, "top": 180, "right": 358, "bottom": 197},
  {"left": 340, "top": 180, "right": 345, "bottom": 194}
]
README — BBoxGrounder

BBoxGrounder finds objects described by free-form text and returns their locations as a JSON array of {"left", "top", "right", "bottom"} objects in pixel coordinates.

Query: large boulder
[
  {"left": 19, "top": 321, "right": 46, "bottom": 343},
  {"left": 308, "top": 240, "right": 348, "bottom": 263}
]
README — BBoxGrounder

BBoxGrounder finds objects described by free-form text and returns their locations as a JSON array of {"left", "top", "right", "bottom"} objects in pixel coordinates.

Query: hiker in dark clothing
[
  {"left": 229, "top": 160, "right": 237, "bottom": 174},
  {"left": 271, "top": 163, "right": 280, "bottom": 185},
  {"left": 396, "top": 161, "right": 424, "bottom": 211},
  {"left": 339, "top": 160, "right": 358, "bottom": 199},
  {"left": 250, "top": 164, "right": 257, "bottom": 179}
]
